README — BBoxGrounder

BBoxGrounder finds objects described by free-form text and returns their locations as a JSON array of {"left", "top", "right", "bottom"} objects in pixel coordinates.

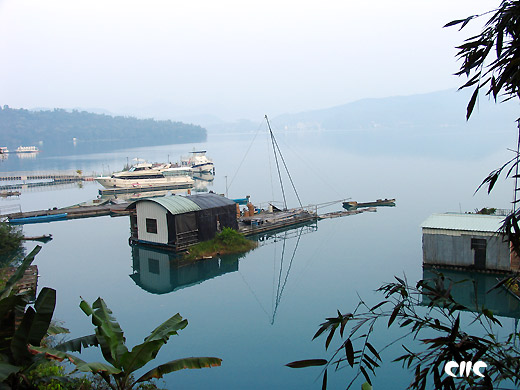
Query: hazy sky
[{"left": 0, "top": 0, "right": 494, "bottom": 120}]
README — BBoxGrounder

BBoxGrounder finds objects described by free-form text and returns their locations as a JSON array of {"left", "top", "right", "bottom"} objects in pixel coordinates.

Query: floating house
[
  {"left": 421, "top": 213, "right": 518, "bottom": 272},
  {"left": 128, "top": 193, "right": 238, "bottom": 251}
]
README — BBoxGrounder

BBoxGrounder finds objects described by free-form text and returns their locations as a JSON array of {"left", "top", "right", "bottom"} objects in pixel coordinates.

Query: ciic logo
[{"left": 444, "top": 361, "right": 487, "bottom": 378}]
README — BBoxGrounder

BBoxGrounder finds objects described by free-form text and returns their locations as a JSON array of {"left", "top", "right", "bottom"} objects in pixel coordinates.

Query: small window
[
  {"left": 146, "top": 218, "right": 158, "bottom": 234},
  {"left": 148, "top": 258, "right": 160, "bottom": 274}
]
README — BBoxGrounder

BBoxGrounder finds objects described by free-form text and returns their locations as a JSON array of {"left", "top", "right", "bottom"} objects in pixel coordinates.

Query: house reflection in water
[
  {"left": 130, "top": 246, "right": 241, "bottom": 294},
  {"left": 130, "top": 219, "right": 318, "bottom": 296},
  {"left": 421, "top": 212, "right": 520, "bottom": 319},
  {"left": 422, "top": 267, "right": 520, "bottom": 319}
]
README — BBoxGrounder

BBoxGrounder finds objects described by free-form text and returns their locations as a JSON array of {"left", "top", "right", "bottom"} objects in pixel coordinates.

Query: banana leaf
[
  {"left": 120, "top": 313, "right": 188, "bottom": 373},
  {"left": 28, "top": 287, "right": 56, "bottom": 345},
  {"left": 143, "top": 313, "right": 187, "bottom": 343},
  {"left": 54, "top": 334, "right": 98, "bottom": 353},
  {"left": 10, "top": 287, "right": 56, "bottom": 364},
  {"left": 0, "top": 361, "right": 20, "bottom": 382},
  {"left": 80, "top": 297, "right": 128, "bottom": 369},
  {"left": 135, "top": 357, "right": 222, "bottom": 383},
  {"left": 120, "top": 340, "right": 164, "bottom": 374},
  {"left": 28, "top": 346, "right": 121, "bottom": 375}
]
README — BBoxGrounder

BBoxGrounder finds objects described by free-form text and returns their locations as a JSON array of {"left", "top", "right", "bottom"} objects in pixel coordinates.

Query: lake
[{"left": 1, "top": 123, "right": 518, "bottom": 389}]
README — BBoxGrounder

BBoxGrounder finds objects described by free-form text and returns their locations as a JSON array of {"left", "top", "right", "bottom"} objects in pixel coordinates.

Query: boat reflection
[
  {"left": 422, "top": 266, "right": 520, "bottom": 319},
  {"left": 192, "top": 172, "right": 214, "bottom": 192}
]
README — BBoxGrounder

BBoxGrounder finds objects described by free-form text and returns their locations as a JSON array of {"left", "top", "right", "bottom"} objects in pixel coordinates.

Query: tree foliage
[
  {"left": 447, "top": 1, "right": 520, "bottom": 119},
  {"left": 287, "top": 274, "right": 520, "bottom": 389},
  {"left": 446, "top": 1, "right": 520, "bottom": 253},
  {"left": 0, "top": 106, "right": 206, "bottom": 154},
  {"left": 288, "top": 3, "right": 520, "bottom": 388},
  {"left": 0, "top": 246, "right": 70, "bottom": 390},
  {"left": 30, "top": 297, "right": 222, "bottom": 390},
  {"left": 0, "top": 222, "right": 24, "bottom": 267}
]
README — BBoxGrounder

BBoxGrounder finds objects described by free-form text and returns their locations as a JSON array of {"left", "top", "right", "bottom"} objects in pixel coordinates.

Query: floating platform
[
  {"left": 239, "top": 208, "right": 318, "bottom": 236},
  {"left": 319, "top": 207, "right": 377, "bottom": 219},
  {"left": 4, "top": 203, "right": 131, "bottom": 224}
]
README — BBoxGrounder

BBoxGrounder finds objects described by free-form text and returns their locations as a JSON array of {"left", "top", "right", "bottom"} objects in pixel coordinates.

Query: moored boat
[
  {"left": 95, "top": 163, "right": 194, "bottom": 189},
  {"left": 16, "top": 146, "right": 39, "bottom": 153},
  {"left": 9, "top": 213, "right": 67, "bottom": 225},
  {"left": 180, "top": 151, "right": 214, "bottom": 173},
  {"left": 0, "top": 147, "right": 8, "bottom": 154},
  {"left": 342, "top": 198, "right": 396, "bottom": 210}
]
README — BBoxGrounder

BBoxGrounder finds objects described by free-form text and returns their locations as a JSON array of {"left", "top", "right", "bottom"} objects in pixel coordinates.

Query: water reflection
[
  {"left": 130, "top": 220, "right": 318, "bottom": 305},
  {"left": 130, "top": 246, "right": 242, "bottom": 294},
  {"left": 422, "top": 266, "right": 520, "bottom": 319}
]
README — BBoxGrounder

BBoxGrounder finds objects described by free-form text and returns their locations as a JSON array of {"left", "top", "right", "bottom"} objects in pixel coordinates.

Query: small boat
[
  {"left": 16, "top": 146, "right": 39, "bottom": 153},
  {"left": 9, "top": 213, "right": 67, "bottom": 225},
  {"left": 0, "top": 191, "right": 21, "bottom": 197},
  {"left": 342, "top": 198, "right": 396, "bottom": 210},
  {"left": 0, "top": 147, "right": 8, "bottom": 154},
  {"left": 22, "top": 234, "right": 53, "bottom": 242},
  {"left": 95, "top": 162, "right": 194, "bottom": 189},
  {"left": 180, "top": 151, "right": 214, "bottom": 173}
]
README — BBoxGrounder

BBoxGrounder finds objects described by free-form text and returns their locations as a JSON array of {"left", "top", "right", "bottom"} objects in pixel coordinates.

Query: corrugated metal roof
[
  {"left": 421, "top": 213, "right": 504, "bottom": 233},
  {"left": 128, "top": 195, "right": 201, "bottom": 215},
  {"left": 187, "top": 193, "right": 236, "bottom": 210}
]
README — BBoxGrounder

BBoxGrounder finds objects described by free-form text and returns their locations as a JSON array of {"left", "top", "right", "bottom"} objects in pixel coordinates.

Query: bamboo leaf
[
  {"left": 286, "top": 359, "right": 328, "bottom": 368},
  {"left": 360, "top": 366, "right": 371, "bottom": 385},
  {"left": 466, "top": 87, "right": 479, "bottom": 120},
  {"left": 366, "top": 342, "right": 381, "bottom": 361},
  {"left": 370, "top": 301, "right": 388, "bottom": 312},
  {"left": 388, "top": 303, "right": 402, "bottom": 327},
  {"left": 325, "top": 326, "right": 335, "bottom": 350},
  {"left": 345, "top": 339, "right": 355, "bottom": 367},
  {"left": 322, "top": 368, "right": 327, "bottom": 390}
]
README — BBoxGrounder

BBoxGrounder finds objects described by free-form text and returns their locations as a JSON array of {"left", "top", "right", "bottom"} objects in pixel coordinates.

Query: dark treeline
[{"left": 0, "top": 106, "right": 207, "bottom": 155}]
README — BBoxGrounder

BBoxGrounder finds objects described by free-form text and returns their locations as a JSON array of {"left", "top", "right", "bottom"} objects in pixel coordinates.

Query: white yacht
[
  {"left": 16, "top": 146, "right": 39, "bottom": 153},
  {"left": 180, "top": 151, "right": 214, "bottom": 173},
  {"left": 96, "top": 162, "right": 194, "bottom": 189}
]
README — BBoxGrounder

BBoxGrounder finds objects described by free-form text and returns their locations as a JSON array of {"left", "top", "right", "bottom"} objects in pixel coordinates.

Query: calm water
[{"left": 1, "top": 125, "right": 518, "bottom": 389}]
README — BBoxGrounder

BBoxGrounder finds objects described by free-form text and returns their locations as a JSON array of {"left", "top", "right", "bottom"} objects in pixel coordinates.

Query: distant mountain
[
  {"left": 0, "top": 106, "right": 207, "bottom": 156},
  {"left": 272, "top": 89, "right": 519, "bottom": 132}
]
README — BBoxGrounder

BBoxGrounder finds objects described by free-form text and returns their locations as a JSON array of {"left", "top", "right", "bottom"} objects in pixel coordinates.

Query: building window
[
  {"left": 146, "top": 218, "right": 158, "bottom": 234},
  {"left": 148, "top": 258, "right": 160, "bottom": 274}
]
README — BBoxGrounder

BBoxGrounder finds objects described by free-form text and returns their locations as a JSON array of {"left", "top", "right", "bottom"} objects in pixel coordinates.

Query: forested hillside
[{"left": 0, "top": 106, "right": 206, "bottom": 154}]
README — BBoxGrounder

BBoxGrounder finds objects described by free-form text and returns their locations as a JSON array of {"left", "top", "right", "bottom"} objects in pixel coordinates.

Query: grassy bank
[{"left": 184, "top": 227, "right": 257, "bottom": 261}]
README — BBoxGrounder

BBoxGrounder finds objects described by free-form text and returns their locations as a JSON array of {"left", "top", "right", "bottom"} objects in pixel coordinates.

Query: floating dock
[
  {"left": 239, "top": 208, "right": 318, "bottom": 236},
  {"left": 2, "top": 203, "right": 131, "bottom": 224},
  {"left": 0, "top": 171, "right": 94, "bottom": 192}
]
